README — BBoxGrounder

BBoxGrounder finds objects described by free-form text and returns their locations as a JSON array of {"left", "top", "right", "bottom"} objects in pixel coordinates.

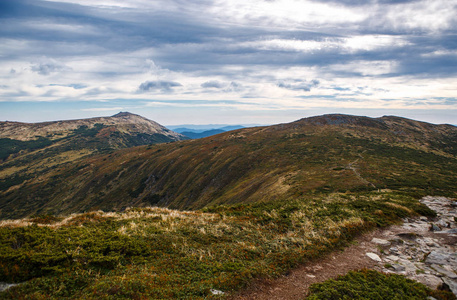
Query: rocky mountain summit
[
  {"left": 0, "top": 112, "right": 184, "bottom": 142},
  {"left": 0, "top": 113, "right": 187, "bottom": 218},
  {"left": 366, "top": 196, "right": 457, "bottom": 295}
]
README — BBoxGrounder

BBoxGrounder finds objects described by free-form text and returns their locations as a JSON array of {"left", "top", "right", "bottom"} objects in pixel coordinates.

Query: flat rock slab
[
  {"left": 413, "top": 275, "right": 443, "bottom": 290},
  {"left": 371, "top": 238, "right": 391, "bottom": 247},
  {"left": 426, "top": 251, "right": 452, "bottom": 265},
  {"left": 366, "top": 252, "right": 382, "bottom": 262},
  {"left": 431, "top": 264, "right": 457, "bottom": 279},
  {"left": 385, "top": 255, "right": 400, "bottom": 261}
]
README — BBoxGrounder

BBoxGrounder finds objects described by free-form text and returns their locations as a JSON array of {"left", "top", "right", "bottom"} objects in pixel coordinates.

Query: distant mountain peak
[{"left": 112, "top": 112, "right": 138, "bottom": 118}]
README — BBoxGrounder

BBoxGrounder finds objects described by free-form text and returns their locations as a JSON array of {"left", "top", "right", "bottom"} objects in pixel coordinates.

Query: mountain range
[
  {"left": 170, "top": 125, "right": 246, "bottom": 139},
  {"left": 1, "top": 113, "right": 456, "bottom": 220}
]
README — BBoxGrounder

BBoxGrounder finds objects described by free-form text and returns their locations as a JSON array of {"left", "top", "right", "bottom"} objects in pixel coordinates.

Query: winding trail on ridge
[
  {"left": 229, "top": 196, "right": 457, "bottom": 300},
  {"left": 347, "top": 156, "right": 376, "bottom": 189}
]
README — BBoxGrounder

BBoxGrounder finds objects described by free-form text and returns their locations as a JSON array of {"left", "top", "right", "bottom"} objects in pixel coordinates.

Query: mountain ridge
[
  {"left": 1, "top": 113, "right": 456, "bottom": 219},
  {"left": 0, "top": 112, "right": 184, "bottom": 142}
]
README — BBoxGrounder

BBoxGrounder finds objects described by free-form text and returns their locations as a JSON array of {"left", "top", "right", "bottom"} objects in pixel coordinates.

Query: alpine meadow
[{"left": 0, "top": 113, "right": 456, "bottom": 299}]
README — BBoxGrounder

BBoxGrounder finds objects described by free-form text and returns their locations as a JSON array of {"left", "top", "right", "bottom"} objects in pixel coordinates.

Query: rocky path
[
  {"left": 373, "top": 196, "right": 457, "bottom": 294},
  {"left": 231, "top": 196, "right": 457, "bottom": 299}
]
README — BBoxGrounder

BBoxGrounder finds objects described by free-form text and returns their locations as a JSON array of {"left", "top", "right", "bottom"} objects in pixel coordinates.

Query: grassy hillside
[
  {"left": 1, "top": 114, "right": 457, "bottom": 219},
  {"left": 0, "top": 113, "right": 186, "bottom": 215},
  {"left": 0, "top": 192, "right": 437, "bottom": 299}
]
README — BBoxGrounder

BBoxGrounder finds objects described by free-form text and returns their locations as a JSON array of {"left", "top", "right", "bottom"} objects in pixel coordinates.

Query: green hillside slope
[{"left": 1, "top": 114, "right": 456, "bottom": 219}]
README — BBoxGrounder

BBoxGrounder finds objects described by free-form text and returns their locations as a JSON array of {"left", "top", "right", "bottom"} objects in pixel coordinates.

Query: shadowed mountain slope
[{"left": 1, "top": 114, "right": 456, "bottom": 219}]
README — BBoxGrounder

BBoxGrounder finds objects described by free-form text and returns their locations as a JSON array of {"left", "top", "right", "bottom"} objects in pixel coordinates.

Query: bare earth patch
[{"left": 230, "top": 229, "right": 383, "bottom": 300}]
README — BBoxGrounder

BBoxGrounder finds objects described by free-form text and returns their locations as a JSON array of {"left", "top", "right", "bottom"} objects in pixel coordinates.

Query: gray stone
[
  {"left": 391, "top": 263, "right": 406, "bottom": 272},
  {"left": 442, "top": 277, "right": 457, "bottom": 295},
  {"left": 397, "top": 258, "right": 417, "bottom": 274},
  {"left": 430, "top": 224, "right": 441, "bottom": 231},
  {"left": 445, "top": 228, "right": 457, "bottom": 234},
  {"left": 432, "top": 264, "right": 457, "bottom": 279},
  {"left": 385, "top": 255, "right": 400, "bottom": 261},
  {"left": 426, "top": 251, "right": 451, "bottom": 265},
  {"left": 0, "top": 282, "right": 17, "bottom": 292},
  {"left": 420, "top": 216, "right": 428, "bottom": 221},
  {"left": 413, "top": 274, "right": 443, "bottom": 290},
  {"left": 436, "top": 220, "right": 450, "bottom": 228},
  {"left": 423, "top": 237, "right": 439, "bottom": 247},
  {"left": 389, "top": 247, "right": 399, "bottom": 253},
  {"left": 371, "top": 238, "right": 391, "bottom": 247},
  {"left": 210, "top": 289, "right": 225, "bottom": 295},
  {"left": 366, "top": 252, "right": 382, "bottom": 262}
]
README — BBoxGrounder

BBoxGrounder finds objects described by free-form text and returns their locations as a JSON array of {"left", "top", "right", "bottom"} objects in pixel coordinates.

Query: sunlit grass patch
[{"left": 0, "top": 191, "right": 436, "bottom": 299}]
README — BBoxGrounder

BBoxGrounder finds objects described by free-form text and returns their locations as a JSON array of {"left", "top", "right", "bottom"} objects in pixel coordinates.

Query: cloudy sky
[{"left": 1, "top": 0, "right": 456, "bottom": 125}]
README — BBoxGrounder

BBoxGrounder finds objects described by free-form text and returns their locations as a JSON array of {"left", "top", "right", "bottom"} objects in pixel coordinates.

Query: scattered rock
[
  {"left": 210, "top": 289, "right": 225, "bottom": 295},
  {"left": 397, "top": 232, "right": 420, "bottom": 240},
  {"left": 430, "top": 224, "right": 441, "bottom": 232},
  {"left": 368, "top": 196, "right": 457, "bottom": 296},
  {"left": 366, "top": 252, "right": 382, "bottom": 262},
  {"left": 371, "top": 238, "right": 391, "bottom": 247},
  {"left": 436, "top": 220, "right": 450, "bottom": 228},
  {"left": 389, "top": 247, "right": 399, "bottom": 253},
  {"left": 423, "top": 237, "right": 439, "bottom": 247},
  {"left": 385, "top": 255, "right": 400, "bottom": 261},
  {"left": 390, "top": 263, "right": 406, "bottom": 272}
]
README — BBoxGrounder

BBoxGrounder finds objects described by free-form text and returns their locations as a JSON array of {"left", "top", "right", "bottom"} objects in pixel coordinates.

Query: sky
[{"left": 1, "top": 0, "right": 457, "bottom": 126}]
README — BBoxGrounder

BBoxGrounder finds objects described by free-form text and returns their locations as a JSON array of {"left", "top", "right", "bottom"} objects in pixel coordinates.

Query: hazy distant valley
[{"left": 1, "top": 113, "right": 456, "bottom": 299}]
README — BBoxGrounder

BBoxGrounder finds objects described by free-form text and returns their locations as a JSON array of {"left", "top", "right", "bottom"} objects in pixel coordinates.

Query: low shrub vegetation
[
  {"left": 0, "top": 192, "right": 438, "bottom": 299},
  {"left": 306, "top": 269, "right": 456, "bottom": 300}
]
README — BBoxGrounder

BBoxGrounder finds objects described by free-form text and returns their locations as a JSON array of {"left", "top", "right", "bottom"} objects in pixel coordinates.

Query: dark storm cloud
[{"left": 138, "top": 81, "right": 182, "bottom": 92}]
